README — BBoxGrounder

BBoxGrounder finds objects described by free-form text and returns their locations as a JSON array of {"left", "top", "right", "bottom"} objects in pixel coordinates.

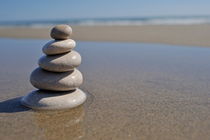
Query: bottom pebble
[{"left": 21, "top": 88, "right": 87, "bottom": 110}]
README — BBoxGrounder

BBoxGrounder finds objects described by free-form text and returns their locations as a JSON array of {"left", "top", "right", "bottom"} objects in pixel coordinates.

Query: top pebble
[{"left": 50, "top": 24, "right": 72, "bottom": 40}]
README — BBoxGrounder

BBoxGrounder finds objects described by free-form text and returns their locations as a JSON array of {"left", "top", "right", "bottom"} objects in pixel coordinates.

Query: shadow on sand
[{"left": 0, "top": 97, "right": 30, "bottom": 113}]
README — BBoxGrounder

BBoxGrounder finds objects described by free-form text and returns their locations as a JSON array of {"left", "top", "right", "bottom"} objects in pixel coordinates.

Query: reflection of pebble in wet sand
[{"left": 34, "top": 106, "right": 85, "bottom": 140}]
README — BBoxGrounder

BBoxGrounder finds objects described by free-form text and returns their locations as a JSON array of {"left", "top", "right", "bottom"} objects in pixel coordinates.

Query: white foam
[{"left": 1, "top": 16, "right": 210, "bottom": 27}]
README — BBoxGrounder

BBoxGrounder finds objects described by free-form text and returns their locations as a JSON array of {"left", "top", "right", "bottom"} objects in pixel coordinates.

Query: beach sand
[
  {"left": 0, "top": 24, "right": 210, "bottom": 47},
  {"left": 0, "top": 39, "right": 210, "bottom": 140}
]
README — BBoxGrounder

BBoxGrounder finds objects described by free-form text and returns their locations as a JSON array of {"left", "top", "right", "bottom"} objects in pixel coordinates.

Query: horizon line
[{"left": 1, "top": 14, "right": 210, "bottom": 22}]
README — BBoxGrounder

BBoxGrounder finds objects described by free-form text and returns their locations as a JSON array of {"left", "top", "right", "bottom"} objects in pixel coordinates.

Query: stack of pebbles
[{"left": 21, "top": 24, "right": 87, "bottom": 110}]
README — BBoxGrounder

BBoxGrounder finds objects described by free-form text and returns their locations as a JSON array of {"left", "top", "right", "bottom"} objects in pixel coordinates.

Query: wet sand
[
  {"left": 0, "top": 39, "right": 210, "bottom": 140},
  {"left": 1, "top": 24, "right": 210, "bottom": 47}
]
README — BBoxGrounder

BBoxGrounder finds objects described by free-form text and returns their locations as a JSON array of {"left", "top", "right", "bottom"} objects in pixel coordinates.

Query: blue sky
[{"left": 0, "top": 0, "right": 210, "bottom": 21}]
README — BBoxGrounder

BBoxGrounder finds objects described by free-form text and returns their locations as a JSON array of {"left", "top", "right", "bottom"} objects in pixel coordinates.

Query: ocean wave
[{"left": 1, "top": 16, "right": 210, "bottom": 27}]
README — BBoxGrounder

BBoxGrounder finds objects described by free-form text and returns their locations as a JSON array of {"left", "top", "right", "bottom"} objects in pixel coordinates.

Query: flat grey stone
[
  {"left": 30, "top": 68, "right": 83, "bottom": 91},
  {"left": 50, "top": 24, "right": 72, "bottom": 40},
  {"left": 39, "top": 50, "right": 81, "bottom": 72},
  {"left": 21, "top": 88, "right": 87, "bottom": 110},
  {"left": 42, "top": 39, "right": 76, "bottom": 55}
]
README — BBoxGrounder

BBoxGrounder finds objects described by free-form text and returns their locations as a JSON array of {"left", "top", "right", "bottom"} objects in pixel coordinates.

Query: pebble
[
  {"left": 30, "top": 68, "right": 83, "bottom": 91},
  {"left": 21, "top": 88, "right": 87, "bottom": 110},
  {"left": 50, "top": 24, "right": 72, "bottom": 40},
  {"left": 42, "top": 39, "right": 76, "bottom": 55},
  {"left": 39, "top": 50, "right": 81, "bottom": 72}
]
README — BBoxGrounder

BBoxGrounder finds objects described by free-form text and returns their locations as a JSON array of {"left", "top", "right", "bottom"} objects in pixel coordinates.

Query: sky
[{"left": 0, "top": 0, "right": 210, "bottom": 21}]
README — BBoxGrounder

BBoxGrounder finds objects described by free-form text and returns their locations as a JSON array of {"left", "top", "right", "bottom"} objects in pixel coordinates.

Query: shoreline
[{"left": 1, "top": 24, "right": 210, "bottom": 47}]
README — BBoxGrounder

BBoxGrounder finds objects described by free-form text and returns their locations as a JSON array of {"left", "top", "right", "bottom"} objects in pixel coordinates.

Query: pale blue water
[{"left": 1, "top": 15, "right": 210, "bottom": 26}]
